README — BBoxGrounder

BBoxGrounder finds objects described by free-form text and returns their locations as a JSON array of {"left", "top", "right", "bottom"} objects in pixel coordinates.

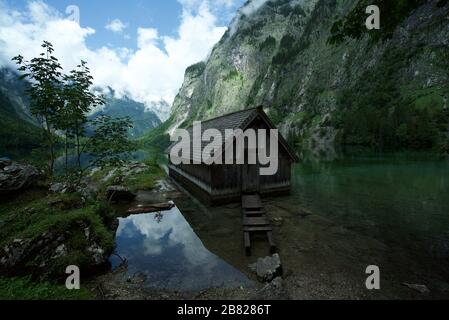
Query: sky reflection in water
[{"left": 109, "top": 206, "right": 250, "bottom": 292}]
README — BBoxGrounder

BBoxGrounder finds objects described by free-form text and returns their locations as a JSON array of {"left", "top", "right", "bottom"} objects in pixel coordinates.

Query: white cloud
[
  {"left": 240, "top": 0, "right": 269, "bottom": 16},
  {"left": 105, "top": 18, "right": 128, "bottom": 33},
  {"left": 137, "top": 28, "right": 159, "bottom": 48},
  {"left": 229, "top": 0, "right": 270, "bottom": 35},
  {"left": 0, "top": 0, "right": 230, "bottom": 119}
]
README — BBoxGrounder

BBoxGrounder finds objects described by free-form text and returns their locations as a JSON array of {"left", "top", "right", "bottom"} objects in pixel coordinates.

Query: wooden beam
[{"left": 127, "top": 202, "right": 175, "bottom": 215}]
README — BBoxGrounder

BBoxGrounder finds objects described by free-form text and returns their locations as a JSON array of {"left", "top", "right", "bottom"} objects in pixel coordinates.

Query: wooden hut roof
[{"left": 167, "top": 107, "right": 298, "bottom": 163}]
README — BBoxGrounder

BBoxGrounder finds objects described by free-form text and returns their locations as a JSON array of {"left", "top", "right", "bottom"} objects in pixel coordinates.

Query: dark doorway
[{"left": 242, "top": 163, "right": 260, "bottom": 194}]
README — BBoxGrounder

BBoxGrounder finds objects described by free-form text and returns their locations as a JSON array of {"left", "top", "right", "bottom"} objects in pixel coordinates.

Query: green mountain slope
[
  {"left": 0, "top": 69, "right": 42, "bottom": 157},
  {"left": 89, "top": 90, "right": 163, "bottom": 138},
  {"left": 166, "top": 0, "right": 449, "bottom": 152}
]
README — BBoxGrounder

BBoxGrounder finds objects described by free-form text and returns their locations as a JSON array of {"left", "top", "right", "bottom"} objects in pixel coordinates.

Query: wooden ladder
[{"left": 242, "top": 194, "right": 276, "bottom": 256}]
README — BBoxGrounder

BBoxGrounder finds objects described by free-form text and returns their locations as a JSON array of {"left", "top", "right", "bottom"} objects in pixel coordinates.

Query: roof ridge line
[{"left": 185, "top": 107, "right": 260, "bottom": 128}]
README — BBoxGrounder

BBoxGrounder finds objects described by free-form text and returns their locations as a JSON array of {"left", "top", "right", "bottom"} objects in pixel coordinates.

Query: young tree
[
  {"left": 62, "top": 61, "right": 104, "bottom": 169},
  {"left": 12, "top": 41, "right": 64, "bottom": 175},
  {"left": 13, "top": 41, "right": 136, "bottom": 185},
  {"left": 87, "top": 115, "right": 136, "bottom": 169}
]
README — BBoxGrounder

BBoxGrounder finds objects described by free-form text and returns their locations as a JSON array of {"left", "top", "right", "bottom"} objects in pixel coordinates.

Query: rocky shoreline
[{"left": 0, "top": 160, "right": 162, "bottom": 284}]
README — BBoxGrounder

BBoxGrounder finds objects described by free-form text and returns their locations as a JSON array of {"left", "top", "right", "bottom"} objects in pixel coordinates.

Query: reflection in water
[
  {"left": 154, "top": 212, "right": 164, "bottom": 224},
  {"left": 109, "top": 206, "right": 251, "bottom": 292},
  {"left": 292, "top": 152, "right": 449, "bottom": 261}
]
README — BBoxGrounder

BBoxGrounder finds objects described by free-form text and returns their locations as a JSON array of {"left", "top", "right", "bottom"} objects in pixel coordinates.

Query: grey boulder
[
  {"left": 249, "top": 253, "right": 283, "bottom": 283},
  {"left": 0, "top": 160, "right": 41, "bottom": 195}
]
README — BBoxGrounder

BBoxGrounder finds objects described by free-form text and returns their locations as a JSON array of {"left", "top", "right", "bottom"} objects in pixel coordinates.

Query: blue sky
[
  {"left": 2, "top": 0, "right": 244, "bottom": 51},
  {"left": 0, "top": 0, "right": 247, "bottom": 116}
]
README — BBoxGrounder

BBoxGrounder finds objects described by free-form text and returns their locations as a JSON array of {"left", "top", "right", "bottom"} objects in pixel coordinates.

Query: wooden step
[
  {"left": 244, "top": 226, "right": 273, "bottom": 232},
  {"left": 243, "top": 210, "right": 265, "bottom": 217},
  {"left": 242, "top": 195, "right": 262, "bottom": 209},
  {"left": 243, "top": 208, "right": 265, "bottom": 213},
  {"left": 243, "top": 217, "right": 270, "bottom": 226},
  {"left": 241, "top": 194, "right": 276, "bottom": 256}
]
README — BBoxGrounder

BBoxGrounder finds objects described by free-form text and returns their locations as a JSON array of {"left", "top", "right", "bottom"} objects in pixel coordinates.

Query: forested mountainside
[
  {"left": 161, "top": 0, "right": 449, "bottom": 152},
  {"left": 0, "top": 68, "right": 42, "bottom": 156}
]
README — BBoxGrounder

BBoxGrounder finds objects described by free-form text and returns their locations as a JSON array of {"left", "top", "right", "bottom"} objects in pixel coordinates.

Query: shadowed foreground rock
[
  {"left": 0, "top": 159, "right": 42, "bottom": 196},
  {"left": 106, "top": 186, "right": 136, "bottom": 202},
  {"left": 0, "top": 220, "right": 111, "bottom": 279}
]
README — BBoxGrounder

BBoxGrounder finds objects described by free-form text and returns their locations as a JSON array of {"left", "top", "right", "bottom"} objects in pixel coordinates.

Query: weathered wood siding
[
  {"left": 175, "top": 163, "right": 211, "bottom": 185},
  {"left": 211, "top": 165, "right": 241, "bottom": 192},
  {"left": 260, "top": 149, "right": 291, "bottom": 192}
]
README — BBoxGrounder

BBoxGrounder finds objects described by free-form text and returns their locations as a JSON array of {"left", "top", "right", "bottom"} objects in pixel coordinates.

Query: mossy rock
[{"left": 0, "top": 192, "right": 116, "bottom": 281}]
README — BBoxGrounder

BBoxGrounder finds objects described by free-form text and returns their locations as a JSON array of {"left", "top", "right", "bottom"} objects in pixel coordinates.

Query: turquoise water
[{"left": 291, "top": 152, "right": 449, "bottom": 262}]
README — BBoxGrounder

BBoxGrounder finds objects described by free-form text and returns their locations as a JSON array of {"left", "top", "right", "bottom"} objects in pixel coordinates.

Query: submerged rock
[
  {"left": 402, "top": 283, "right": 430, "bottom": 294},
  {"left": 253, "top": 277, "right": 288, "bottom": 300},
  {"left": 106, "top": 186, "right": 136, "bottom": 202},
  {"left": 249, "top": 254, "right": 283, "bottom": 283},
  {"left": 271, "top": 217, "right": 284, "bottom": 227},
  {"left": 0, "top": 160, "right": 42, "bottom": 195}
]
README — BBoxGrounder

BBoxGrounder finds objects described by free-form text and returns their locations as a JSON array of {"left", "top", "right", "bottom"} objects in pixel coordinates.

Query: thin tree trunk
[
  {"left": 49, "top": 128, "right": 55, "bottom": 176},
  {"left": 44, "top": 116, "right": 54, "bottom": 177},
  {"left": 65, "top": 132, "right": 68, "bottom": 174},
  {"left": 76, "top": 127, "right": 81, "bottom": 169}
]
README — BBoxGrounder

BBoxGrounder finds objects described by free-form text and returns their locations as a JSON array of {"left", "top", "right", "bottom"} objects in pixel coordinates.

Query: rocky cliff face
[{"left": 169, "top": 0, "right": 449, "bottom": 151}]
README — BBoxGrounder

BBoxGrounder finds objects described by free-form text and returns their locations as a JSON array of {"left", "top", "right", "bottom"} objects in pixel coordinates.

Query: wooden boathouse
[{"left": 167, "top": 107, "right": 298, "bottom": 205}]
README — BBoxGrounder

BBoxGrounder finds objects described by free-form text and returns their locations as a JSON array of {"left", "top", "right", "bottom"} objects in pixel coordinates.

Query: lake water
[
  {"left": 108, "top": 150, "right": 449, "bottom": 293},
  {"left": 291, "top": 151, "right": 449, "bottom": 268},
  {"left": 109, "top": 206, "right": 251, "bottom": 292}
]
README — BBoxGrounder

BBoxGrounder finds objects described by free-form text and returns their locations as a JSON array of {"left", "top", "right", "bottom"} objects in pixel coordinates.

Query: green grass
[
  {"left": 90, "top": 160, "right": 165, "bottom": 194},
  {"left": 124, "top": 166, "right": 164, "bottom": 192},
  {"left": 0, "top": 276, "right": 93, "bottom": 300}
]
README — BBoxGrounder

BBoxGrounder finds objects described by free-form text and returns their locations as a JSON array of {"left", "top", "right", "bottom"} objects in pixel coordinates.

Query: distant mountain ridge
[
  {"left": 0, "top": 68, "right": 164, "bottom": 158},
  {"left": 89, "top": 88, "right": 163, "bottom": 138}
]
